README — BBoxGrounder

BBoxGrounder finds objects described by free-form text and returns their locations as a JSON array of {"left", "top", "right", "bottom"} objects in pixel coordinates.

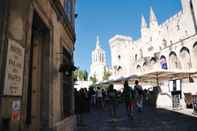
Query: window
[
  {"left": 148, "top": 46, "right": 154, "bottom": 52},
  {"left": 150, "top": 37, "right": 152, "bottom": 41},
  {"left": 162, "top": 39, "right": 167, "bottom": 48},
  {"left": 193, "top": 41, "right": 197, "bottom": 48},
  {"left": 64, "top": 0, "right": 73, "bottom": 23},
  {"left": 118, "top": 55, "right": 121, "bottom": 60},
  {"left": 176, "top": 24, "right": 180, "bottom": 31},
  {"left": 135, "top": 54, "right": 137, "bottom": 61}
]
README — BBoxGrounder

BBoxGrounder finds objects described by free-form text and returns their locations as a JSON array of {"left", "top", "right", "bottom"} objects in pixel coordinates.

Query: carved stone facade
[
  {"left": 0, "top": 0, "right": 76, "bottom": 131},
  {"left": 110, "top": 0, "right": 197, "bottom": 77},
  {"left": 109, "top": 0, "right": 197, "bottom": 95}
]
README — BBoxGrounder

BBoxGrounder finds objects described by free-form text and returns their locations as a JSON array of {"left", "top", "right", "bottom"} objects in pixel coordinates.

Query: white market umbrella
[{"left": 138, "top": 69, "right": 197, "bottom": 86}]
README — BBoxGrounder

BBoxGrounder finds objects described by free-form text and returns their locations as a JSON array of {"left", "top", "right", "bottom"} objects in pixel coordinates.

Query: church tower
[
  {"left": 91, "top": 36, "right": 105, "bottom": 64},
  {"left": 149, "top": 7, "right": 158, "bottom": 30},
  {"left": 141, "top": 15, "right": 148, "bottom": 38},
  {"left": 90, "top": 36, "right": 107, "bottom": 82}
]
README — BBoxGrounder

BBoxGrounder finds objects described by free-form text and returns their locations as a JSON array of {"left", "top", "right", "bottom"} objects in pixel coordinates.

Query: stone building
[
  {"left": 0, "top": 0, "right": 77, "bottom": 131},
  {"left": 110, "top": 0, "right": 197, "bottom": 93},
  {"left": 89, "top": 36, "right": 107, "bottom": 82}
]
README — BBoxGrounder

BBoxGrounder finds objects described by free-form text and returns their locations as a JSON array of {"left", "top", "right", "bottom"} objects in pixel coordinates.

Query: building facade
[
  {"left": 0, "top": 0, "right": 77, "bottom": 131},
  {"left": 89, "top": 36, "right": 107, "bottom": 82},
  {"left": 110, "top": 0, "right": 197, "bottom": 92}
]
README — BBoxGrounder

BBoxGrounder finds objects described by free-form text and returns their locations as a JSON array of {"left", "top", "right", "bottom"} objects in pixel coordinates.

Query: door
[{"left": 30, "top": 30, "right": 42, "bottom": 131}]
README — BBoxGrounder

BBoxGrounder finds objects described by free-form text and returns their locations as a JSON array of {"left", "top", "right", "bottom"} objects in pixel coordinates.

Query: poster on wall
[
  {"left": 160, "top": 57, "right": 168, "bottom": 70},
  {"left": 11, "top": 100, "right": 21, "bottom": 121},
  {"left": 4, "top": 39, "right": 25, "bottom": 96}
]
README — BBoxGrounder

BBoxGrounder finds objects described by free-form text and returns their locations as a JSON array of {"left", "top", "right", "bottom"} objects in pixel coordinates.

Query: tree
[
  {"left": 83, "top": 70, "right": 88, "bottom": 81},
  {"left": 103, "top": 68, "right": 111, "bottom": 80},
  {"left": 73, "top": 69, "right": 89, "bottom": 81},
  {"left": 90, "top": 74, "right": 97, "bottom": 84}
]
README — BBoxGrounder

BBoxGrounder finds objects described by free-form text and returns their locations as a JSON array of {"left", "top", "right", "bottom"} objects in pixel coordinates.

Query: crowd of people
[{"left": 74, "top": 80, "right": 148, "bottom": 120}]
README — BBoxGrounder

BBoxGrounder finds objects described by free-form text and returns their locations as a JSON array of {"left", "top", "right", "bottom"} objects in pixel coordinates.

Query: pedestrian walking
[
  {"left": 96, "top": 87, "right": 103, "bottom": 109},
  {"left": 134, "top": 80, "right": 143, "bottom": 112},
  {"left": 108, "top": 84, "right": 117, "bottom": 117},
  {"left": 123, "top": 80, "right": 135, "bottom": 119},
  {"left": 89, "top": 86, "right": 96, "bottom": 106}
]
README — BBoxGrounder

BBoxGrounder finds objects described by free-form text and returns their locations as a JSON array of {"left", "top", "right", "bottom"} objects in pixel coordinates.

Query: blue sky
[{"left": 74, "top": 0, "right": 182, "bottom": 72}]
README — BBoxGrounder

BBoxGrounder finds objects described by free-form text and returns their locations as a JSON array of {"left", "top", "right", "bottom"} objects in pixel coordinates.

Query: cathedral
[
  {"left": 89, "top": 36, "right": 107, "bottom": 82},
  {"left": 109, "top": 0, "right": 197, "bottom": 103},
  {"left": 110, "top": 0, "right": 197, "bottom": 78}
]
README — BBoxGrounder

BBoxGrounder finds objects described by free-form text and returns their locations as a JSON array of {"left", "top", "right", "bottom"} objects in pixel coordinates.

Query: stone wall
[{"left": 0, "top": 0, "right": 76, "bottom": 131}]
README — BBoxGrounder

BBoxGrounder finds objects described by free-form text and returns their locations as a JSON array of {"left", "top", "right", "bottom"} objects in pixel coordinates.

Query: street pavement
[{"left": 77, "top": 103, "right": 197, "bottom": 131}]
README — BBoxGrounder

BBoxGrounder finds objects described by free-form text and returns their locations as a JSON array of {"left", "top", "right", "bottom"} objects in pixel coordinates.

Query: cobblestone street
[{"left": 77, "top": 104, "right": 197, "bottom": 131}]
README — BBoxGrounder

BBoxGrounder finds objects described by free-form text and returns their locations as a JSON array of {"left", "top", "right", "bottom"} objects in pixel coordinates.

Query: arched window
[
  {"left": 193, "top": 42, "right": 197, "bottom": 68},
  {"left": 135, "top": 54, "right": 138, "bottom": 61},
  {"left": 193, "top": 41, "right": 197, "bottom": 48},
  {"left": 150, "top": 57, "right": 157, "bottom": 65},
  {"left": 169, "top": 51, "right": 181, "bottom": 69},
  {"left": 118, "top": 55, "right": 121, "bottom": 60},
  {"left": 180, "top": 47, "right": 190, "bottom": 54},
  {"left": 162, "top": 39, "right": 167, "bottom": 48},
  {"left": 143, "top": 61, "right": 148, "bottom": 71},
  {"left": 180, "top": 47, "right": 191, "bottom": 70},
  {"left": 136, "top": 65, "right": 141, "bottom": 73},
  {"left": 160, "top": 55, "right": 168, "bottom": 69}
]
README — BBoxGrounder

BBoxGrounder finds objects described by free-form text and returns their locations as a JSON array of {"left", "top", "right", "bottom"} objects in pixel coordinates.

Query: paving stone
[{"left": 77, "top": 104, "right": 197, "bottom": 131}]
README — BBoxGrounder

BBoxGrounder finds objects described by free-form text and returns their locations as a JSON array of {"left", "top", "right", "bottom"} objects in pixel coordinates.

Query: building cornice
[
  {"left": 109, "top": 35, "right": 133, "bottom": 44},
  {"left": 49, "top": 0, "right": 76, "bottom": 43}
]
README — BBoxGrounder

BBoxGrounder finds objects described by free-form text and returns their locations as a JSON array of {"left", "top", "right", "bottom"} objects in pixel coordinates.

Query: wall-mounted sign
[
  {"left": 11, "top": 100, "right": 21, "bottom": 121},
  {"left": 4, "top": 39, "right": 25, "bottom": 96}
]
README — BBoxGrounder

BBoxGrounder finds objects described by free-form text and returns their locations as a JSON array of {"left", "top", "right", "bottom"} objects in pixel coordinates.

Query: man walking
[
  {"left": 134, "top": 80, "right": 143, "bottom": 112},
  {"left": 123, "top": 80, "right": 135, "bottom": 119}
]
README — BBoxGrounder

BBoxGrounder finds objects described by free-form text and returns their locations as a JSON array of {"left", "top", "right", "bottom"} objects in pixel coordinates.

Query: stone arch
[
  {"left": 143, "top": 61, "right": 148, "bottom": 71},
  {"left": 160, "top": 55, "right": 168, "bottom": 69},
  {"left": 192, "top": 42, "right": 197, "bottom": 69},
  {"left": 150, "top": 57, "right": 157, "bottom": 65},
  {"left": 136, "top": 65, "right": 142, "bottom": 73},
  {"left": 180, "top": 47, "right": 192, "bottom": 70},
  {"left": 135, "top": 54, "right": 138, "bottom": 61},
  {"left": 193, "top": 41, "right": 197, "bottom": 48},
  {"left": 169, "top": 51, "right": 181, "bottom": 69}
]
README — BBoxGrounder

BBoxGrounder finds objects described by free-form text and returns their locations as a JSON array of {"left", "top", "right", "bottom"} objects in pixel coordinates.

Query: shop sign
[{"left": 4, "top": 39, "right": 25, "bottom": 96}]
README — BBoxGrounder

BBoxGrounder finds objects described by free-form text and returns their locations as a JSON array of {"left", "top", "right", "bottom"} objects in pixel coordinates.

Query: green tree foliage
[
  {"left": 90, "top": 74, "right": 97, "bottom": 84},
  {"left": 73, "top": 69, "right": 88, "bottom": 81},
  {"left": 103, "top": 68, "right": 111, "bottom": 80}
]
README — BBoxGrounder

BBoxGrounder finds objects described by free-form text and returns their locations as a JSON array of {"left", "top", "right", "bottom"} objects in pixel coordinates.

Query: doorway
[{"left": 26, "top": 11, "right": 50, "bottom": 131}]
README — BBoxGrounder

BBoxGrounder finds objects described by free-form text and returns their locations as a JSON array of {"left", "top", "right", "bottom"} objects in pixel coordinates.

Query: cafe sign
[{"left": 4, "top": 39, "right": 25, "bottom": 96}]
